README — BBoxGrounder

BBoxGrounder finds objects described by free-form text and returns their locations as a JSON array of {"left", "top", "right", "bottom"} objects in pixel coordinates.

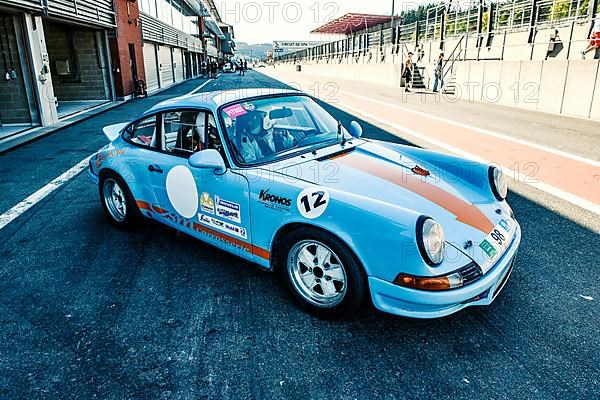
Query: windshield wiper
[{"left": 273, "top": 137, "right": 338, "bottom": 160}]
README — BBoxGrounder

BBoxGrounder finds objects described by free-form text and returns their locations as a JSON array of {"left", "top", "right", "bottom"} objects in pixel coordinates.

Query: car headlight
[
  {"left": 489, "top": 166, "right": 508, "bottom": 201},
  {"left": 416, "top": 216, "right": 445, "bottom": 266}
]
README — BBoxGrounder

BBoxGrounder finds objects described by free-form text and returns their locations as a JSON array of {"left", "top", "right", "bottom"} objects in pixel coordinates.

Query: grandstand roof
[{"left": 311, "top": 13, "right": 392, "bottom": 35}]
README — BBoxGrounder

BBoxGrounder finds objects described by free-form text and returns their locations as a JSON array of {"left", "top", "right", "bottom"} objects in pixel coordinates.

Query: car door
[
  {"left": 145, "top": 108, "right": 253, "bottom": 260},
  {"left": 119, "top": 113, "right": 162, "bottom": 207}
]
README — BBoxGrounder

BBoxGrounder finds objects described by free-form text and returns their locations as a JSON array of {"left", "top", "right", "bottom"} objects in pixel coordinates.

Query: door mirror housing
[
  {"left": 349, "top": 121, "right": 363, "bottom": 138},
  {"left": 188, "top": 149, "right": 226, "bottom": 173}
]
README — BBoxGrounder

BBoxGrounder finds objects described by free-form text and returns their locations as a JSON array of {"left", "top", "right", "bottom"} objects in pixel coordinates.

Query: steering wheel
[{"left": 293, "top": 129, "right": 319, "bottom": 147}]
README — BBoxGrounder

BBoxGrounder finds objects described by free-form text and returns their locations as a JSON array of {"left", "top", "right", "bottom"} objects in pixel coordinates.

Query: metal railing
[{"left": 442, "top": 35, "right": 466, "bottom": 82}]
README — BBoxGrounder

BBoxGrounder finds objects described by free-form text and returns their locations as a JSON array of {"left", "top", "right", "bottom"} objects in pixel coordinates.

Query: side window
[
  {"left": 127, "top": 115, "right": 157, "bottom": 147},
  {"left": 161, "top": 110, "right": 205, "bottom": 155}
]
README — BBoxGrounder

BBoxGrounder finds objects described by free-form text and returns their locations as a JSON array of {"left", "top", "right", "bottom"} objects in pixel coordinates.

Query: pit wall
[
  {"left": 454, "top": 59, "right": 599, "bottom": 118},
  {"left": 280, "top": 59, "right": 600, "bottom": 119}
]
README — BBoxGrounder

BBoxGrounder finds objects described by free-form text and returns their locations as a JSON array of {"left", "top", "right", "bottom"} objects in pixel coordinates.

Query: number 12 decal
[{"left": 297, "top": 187, "right": 330, "bottom": 219}]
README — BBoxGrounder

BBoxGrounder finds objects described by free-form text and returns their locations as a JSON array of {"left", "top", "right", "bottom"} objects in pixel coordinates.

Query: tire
[
  {"left": 99, "top": 172, "right": 141, "bottom": 230},
  {"left": 279, "top": 227, "right": 367, "bottom": 316}
]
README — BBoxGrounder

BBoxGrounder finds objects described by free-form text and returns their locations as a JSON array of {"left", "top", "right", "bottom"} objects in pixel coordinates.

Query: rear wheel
[
  {"left": 99, "top": 172, "right": 141, "bottom": 229},
  {"left": 280, "top": 227, "right": 367, "bottom": 316}
]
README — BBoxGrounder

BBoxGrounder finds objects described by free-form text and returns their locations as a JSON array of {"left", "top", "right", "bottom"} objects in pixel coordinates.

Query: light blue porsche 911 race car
[{"left": 89, "top": 88, "right": 521, "bottom": 318}]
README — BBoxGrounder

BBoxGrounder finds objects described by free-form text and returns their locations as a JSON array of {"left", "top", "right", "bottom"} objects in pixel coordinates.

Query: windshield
[{"left": 219, "top": 95, "right": 344, "bottom": 166}]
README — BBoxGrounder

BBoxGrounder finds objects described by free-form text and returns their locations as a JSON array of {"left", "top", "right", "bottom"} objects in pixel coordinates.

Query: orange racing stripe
[
  {"left": 136, "top": 200, "right": 152, "bottom": 211},
  {"left": 136, "top": 200, "right": 270, "bottom": 260},
  {"left": 338, "top": 153, "right": 495, "bottom": 234}
]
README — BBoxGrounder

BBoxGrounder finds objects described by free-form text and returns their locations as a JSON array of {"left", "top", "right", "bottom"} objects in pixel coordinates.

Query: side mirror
[
  {"left": 188, "top": 149, "right": 226, "bottom": 173},
  {"left": 349, "top": 121, "right": 363, "bottom": 138}
]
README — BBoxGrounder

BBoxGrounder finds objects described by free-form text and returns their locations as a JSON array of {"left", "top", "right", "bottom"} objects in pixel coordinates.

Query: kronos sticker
[{"left": 297, "top": 187, "right": 330, "bottom": 219}]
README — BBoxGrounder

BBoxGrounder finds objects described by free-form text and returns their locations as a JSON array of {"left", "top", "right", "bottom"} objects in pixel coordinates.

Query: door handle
[{"left": 148, "top": 164, "right": 163, "bottom": 173}]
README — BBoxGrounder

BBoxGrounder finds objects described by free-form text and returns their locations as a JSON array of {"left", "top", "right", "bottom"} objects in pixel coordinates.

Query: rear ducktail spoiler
[{"left": 103, "top": 122, "right": 128, "bottom": 141}]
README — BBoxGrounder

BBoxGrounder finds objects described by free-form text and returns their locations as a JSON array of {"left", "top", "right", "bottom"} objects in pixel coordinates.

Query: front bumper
[{"left": 369, "top": 223, "right": 521, "bottom": 319}]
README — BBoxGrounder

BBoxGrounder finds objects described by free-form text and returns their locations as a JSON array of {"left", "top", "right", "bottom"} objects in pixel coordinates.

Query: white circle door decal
[{"left": 166, "top": 165, "right": 198, "bottom": 219}]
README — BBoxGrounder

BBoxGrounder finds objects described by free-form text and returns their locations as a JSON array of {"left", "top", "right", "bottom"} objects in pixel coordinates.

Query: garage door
[
  {"left": 158, "top": 45, "right": 174, "bottom": 86},
  {"left": 173, "top": 48, "right": 184, "bottom": 82},
  {"left": 143, "top": 42, "right": 159, "bottom": 92}
]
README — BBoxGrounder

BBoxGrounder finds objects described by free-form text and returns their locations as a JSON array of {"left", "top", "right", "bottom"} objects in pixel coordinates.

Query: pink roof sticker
[{"left": 223, "top": 104, "right": 247, "bottom": 118}]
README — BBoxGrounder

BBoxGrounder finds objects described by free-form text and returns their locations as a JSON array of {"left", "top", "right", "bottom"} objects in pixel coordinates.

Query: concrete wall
[
  {"left": 561, "top": 60, "right": 599, "bottom": 118},
  {"left": 450, "top": 59, "right": 599, "bottom": 118},
  {"left": 537, "top": 61, "right": 567, "bottom": 113},
  {"left": 289, "top": 62, "right": 403, "bottom": 87},
  {"left": 284, "top": 58, "right": 600, "bottom": 120},
  {"left": 44, "top": 20, "right": 109, "bottom": 101},
  {"left": 0, "top": 14, "right": 32, "bottom": 124}
]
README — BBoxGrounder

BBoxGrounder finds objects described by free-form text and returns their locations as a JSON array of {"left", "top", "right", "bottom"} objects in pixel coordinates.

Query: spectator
[
  {"left": 211, "top": 60, "right": 218, "bottom": 78},
  {"left": 433, "top": 53, "right": 444, "bottom": 93},
  {"left": 546, "top": 29, "right": 563, "bottom": 60},
  {"left": 417, "top": 44, "right": 425, "bottom": 63},
  {"left": 403, "top": 52, "right": 414, "bottom": 93},
  {"left": 582, "top": 17, "right": 600, "bottom": 59}
]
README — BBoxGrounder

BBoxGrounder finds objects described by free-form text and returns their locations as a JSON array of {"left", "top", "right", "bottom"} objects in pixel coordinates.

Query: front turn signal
[{"left": 394, "top": 272, "right": 463, "bottom": 291}]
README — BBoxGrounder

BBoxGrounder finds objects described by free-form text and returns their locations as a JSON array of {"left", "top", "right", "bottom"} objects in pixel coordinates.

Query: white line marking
[
  {"left": 186, "top": 78, "right": 214, "bottom": 96},
  {"left": 340, "top": 90, "right": 600, "bottom": 168},
  {"left": 0, "top": 156, "right": 91, "bottom": 230}
]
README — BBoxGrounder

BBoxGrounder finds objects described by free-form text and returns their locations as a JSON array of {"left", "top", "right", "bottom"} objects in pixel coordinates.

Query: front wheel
[
  {"left": 99, "top": 173, "right": 141, "bottom": 229},
  {"left": 280, "top": 227, "right": 367, "bottom": 316}
]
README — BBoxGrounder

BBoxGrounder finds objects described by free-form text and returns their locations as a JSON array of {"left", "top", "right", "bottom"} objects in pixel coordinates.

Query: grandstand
[{"left": 273, "top": 0, "right": 600, "bottom": 119}]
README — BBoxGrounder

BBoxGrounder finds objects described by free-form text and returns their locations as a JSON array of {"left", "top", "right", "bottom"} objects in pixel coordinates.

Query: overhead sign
[{"left": 273, "top": 40, "right": 325, "bottom": 55}]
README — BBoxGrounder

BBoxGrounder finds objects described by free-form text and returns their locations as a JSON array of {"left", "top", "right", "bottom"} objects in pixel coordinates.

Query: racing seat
[{"left": 175, "top": 112, "right": 203, "bottom": 152}]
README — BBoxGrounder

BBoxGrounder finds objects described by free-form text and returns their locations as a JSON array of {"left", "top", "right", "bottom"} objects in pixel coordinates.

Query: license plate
[{"left": 479, "top": 219, "right": 515, "bottom": 270}]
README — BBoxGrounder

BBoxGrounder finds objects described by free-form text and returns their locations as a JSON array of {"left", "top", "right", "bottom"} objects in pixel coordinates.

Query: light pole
[{"left": 391, "top": 0, "right": 396, "bottom": 44}]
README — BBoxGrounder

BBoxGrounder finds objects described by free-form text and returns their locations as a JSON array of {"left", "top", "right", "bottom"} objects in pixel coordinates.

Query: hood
[{"left": 271, "top": 141, "right": 513, "bottom": 268}]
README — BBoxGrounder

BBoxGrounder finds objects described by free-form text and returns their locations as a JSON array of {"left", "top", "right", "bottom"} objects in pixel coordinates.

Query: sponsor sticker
[
  {"left": 479, "top": 239, "right": 497, "bottom": 259},
  {"left": 297, "top": 187, "right": 330, "bottom": 219},
  {"left": 200, "top": 192, "right": 215, "bottom": 214},
  {"left": 241, "top": 102, "right": 255, "bottom": 111},
  {"left": 215, "top": 195, "right": 241, "bottom": 223},
  {"left": 95, "top": 153, "right": 107, "bottom": 169},
  {"left": 198, "top": 213, "right": 247, "bottom": 239},
  {"left": 479, "top": 218, "right": 516, "bottom": 271},
  {"left": 258, "top": 189, "right": 292, "bottom": 211},
  {"left": 223, "top": 104, "right": 247, "bottom": 118}
]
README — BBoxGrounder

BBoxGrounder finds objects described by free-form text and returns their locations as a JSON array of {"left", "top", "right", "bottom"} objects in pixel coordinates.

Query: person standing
[
  {"left": 433, "top": 53, "right": 445, "bottom": 93},
  {"left": 211, "top": 60, "right": 218, "bottom": 78},
  {"left": 403, "top": 52, "right": 414, "bottom": 92},
  {"left": 582, "top": 17, "right": 600, "bottom": 59}
]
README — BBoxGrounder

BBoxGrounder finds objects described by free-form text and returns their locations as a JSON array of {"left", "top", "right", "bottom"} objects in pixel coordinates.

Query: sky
[{"left": 215, "top": 0, "right": 428, "bottom": 44}]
